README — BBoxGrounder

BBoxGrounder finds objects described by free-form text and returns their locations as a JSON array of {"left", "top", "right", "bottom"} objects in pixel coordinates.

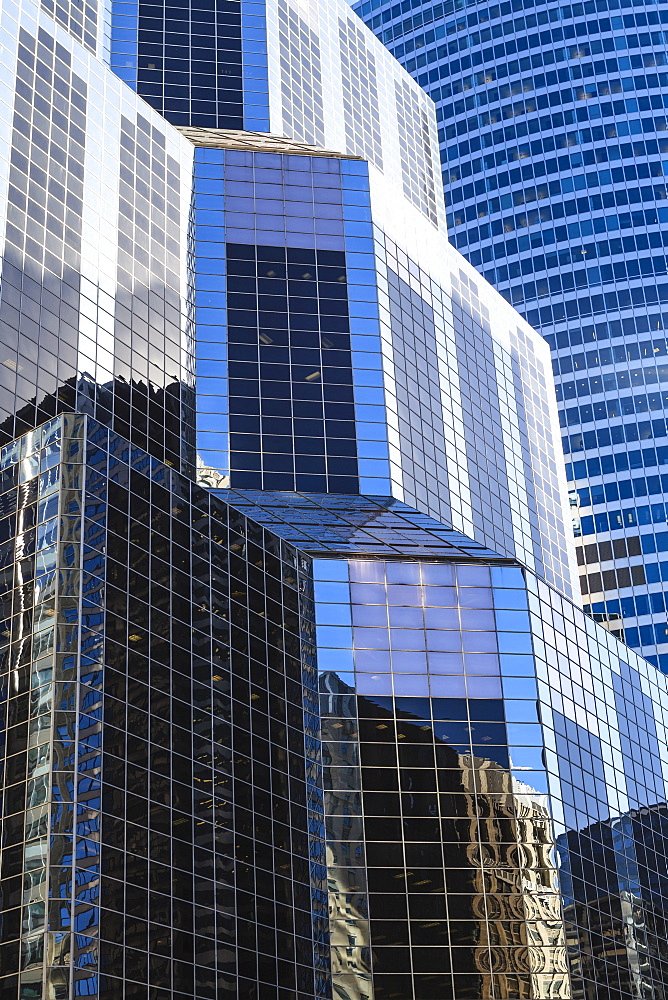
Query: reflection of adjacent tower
[
  {"left": 557, "top": 804, "right": 668, "bottom": 1000},
  {"left": 459, "top": 755, "right": 571, "bottom": 1000},
  {"left": 320, "top": 671, "right": 373, "bottom": 1000},
  {"left": 319, "top": 665, "right": 572, "bottom": 999},
  {"left": 562, "top": 892, "right": 651, "bottom": 1000}
]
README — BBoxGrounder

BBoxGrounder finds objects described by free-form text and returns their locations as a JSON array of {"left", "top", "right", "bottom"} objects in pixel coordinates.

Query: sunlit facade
[
  {"left": 0, "top": 0, "right": 667, "bottom": 996},
  {"left": 354, "top": 0, "right": 668, "bottom": 671}
]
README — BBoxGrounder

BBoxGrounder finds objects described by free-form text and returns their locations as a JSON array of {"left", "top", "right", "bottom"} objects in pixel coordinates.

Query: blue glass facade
[
  {"left": 6, "top": 412, "right": 668, "bottom": 998},
  {"left": 186, "top": 127, "right": 578, "bottom": 599},
  {"left": 109, "top": 0, "right": 271, "bottom": 130},
  {"left": 354, "top": 0, "right": 668, "bottom": 670},
  {"left": 193, "top": 144, "right": 393, "bottom": 496},
  {"left": 223, "top": 487, "right": 668, "bottom": 1000},
  {"left": 6, "top": 0, "right": 668, "bottom": 995},
  {"left": 0, "top": 415, "right": 330, "bottom": 999},
  {"left": 107, "top": 0, "right": 580, "bottom": 596}
]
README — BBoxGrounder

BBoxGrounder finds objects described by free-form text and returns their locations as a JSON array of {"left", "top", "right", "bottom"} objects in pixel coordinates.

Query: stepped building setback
[
  {"left": 355, "top": 0, "right": 668, "bottom": 671},
  {"left": 0, "top": 0, "right": 668, "bottom": 996}
]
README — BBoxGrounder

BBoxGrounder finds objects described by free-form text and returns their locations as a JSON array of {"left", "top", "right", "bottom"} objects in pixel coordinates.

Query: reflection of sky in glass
[
  {"left": 219, "top": 489, "right": 506, "bottom": 559},
  {"left": 314, "top": 558, "right": 528, "bottom": 700}
]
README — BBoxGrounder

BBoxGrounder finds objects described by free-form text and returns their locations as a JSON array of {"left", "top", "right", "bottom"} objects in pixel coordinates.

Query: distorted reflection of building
[
  {"left": 558, "top": 804, "right": 668, "bottom": 1000},
  {"left": 321, "top": 671, "right": 373, "bottom": 1000},
  {"left": 458, "top": 760, "right": 571, "bottom": 1000},
  {"left": 3, "top": 0, "right": 668, "bottom": 985},
  {"left": 319, "top": 657, "right": 570, "bottom": 1000}
]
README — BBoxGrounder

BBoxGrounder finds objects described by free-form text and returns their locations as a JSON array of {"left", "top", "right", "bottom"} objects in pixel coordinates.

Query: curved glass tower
[{"left": 354, "top": 0, "right": 668, "bottom": 670}]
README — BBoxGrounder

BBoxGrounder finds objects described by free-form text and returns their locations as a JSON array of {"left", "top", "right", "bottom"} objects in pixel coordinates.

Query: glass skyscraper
[
  {"left": 2, "top": 0, "right": 668, "bottom": 998},
  {"left": 354, "top": 0, "right": 668, "bottom": 672}
]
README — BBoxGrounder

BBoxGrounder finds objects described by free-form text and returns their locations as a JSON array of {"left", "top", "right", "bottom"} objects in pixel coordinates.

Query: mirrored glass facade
[
  {"left": 0, "top": 12, "right": 195, "bottom": 473},
  {"left": 3, "top": 415, "right": 668, "bottom": 999},
  {"left": 0, "top": 415, "right": 328, "bottom": 999},
  {"left": 354, "top": 0, "right": 668, "bottom": 670},
  {"left": 309, "top": 552, "right": 668, "bottom": 1000},
  {"left": 4, "top": 0, "right": 668, "bottom": 996},
  {"left": 187, "top": 129, "right": 578, "bottom": 600},
  {"left": 107, "top": 0, "right": 578, "bottom": 596},
  {"left": 220, "top": 486, "right": 668, "bottom": 1000}
]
